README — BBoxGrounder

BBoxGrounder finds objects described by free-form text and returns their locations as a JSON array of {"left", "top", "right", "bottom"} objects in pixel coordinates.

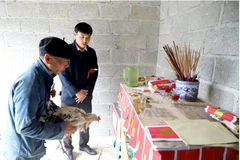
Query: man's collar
[{"left": 75, "top": 43, "right": 88, "bottom": 52}]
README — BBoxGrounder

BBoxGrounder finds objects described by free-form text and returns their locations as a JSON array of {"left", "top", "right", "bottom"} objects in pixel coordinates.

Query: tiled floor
[{"left": 41, "top": 134, "right": 116, "bottom": 160}]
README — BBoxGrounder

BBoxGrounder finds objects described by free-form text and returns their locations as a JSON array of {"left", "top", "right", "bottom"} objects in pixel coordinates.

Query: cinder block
[
  {"left": 160, "top": 1, "right": 168, "bottom": 20},
  {"left": 92, "top": 92, "right": 99, "bottom": 104},
  {"left": 90, "top": 129, "right": 110, "bottom": 136},
  {"left": 156, "top": 66, "right": 163, "bottom": 77},
  {"left": 169, "top": 1, "right": 178, "bottom": 16},
  {"left": 23, "top": 48, "right": 38, "bottom": 64},
  {"left": 214, "top": 57, "right": 239, "bottom": 90},
  {"left": 110, "top": 77, "right": 124, "bottom": 90},
  {"left": 197, "top": 56, "right": 214, "bottom": 82},
  {"left": 138, "top": 1, "right": 161, "bottom": 6},
  {"left": 111, "top": 20, "right": 140, "bottom": 35},
  {"left": 159, "top": 68, "right": 176, "bottom": 80},
  {"left": 84, "top": 20, "right": 110, "bottom": 35},
  {"left": 39, "top": 3, "right": 70, "bottom": 18},
  {"left": 94, "top": 77, "right": 111, "bottom": 91},
  {"left": 158, "top": 34, "right": 181, "bottom": 47},
  {"left": 199, "top": 82, "right": 236, "bottom": 113},
  {"left": 98, "top": 91, "right": 119, "bottom": 104},
  {"left": 90, "top": 121, "right": 99, "bottom": 129},
  {"left": 146, "top": 35, "right": 158, "bottom": 50},
  {"left": 7, "top": 2, "right": 39, "bottom": 18},
  {"left": 190, "top": 2, "right": 221, "bottom": 30},
  {"left": 138, "top": 65, "right": 156, "bottom": 77},
  {"left": 139, "top": 50, "right": 158, "bottom": 64},
  {"left": 98, "top": 116, "right": 112, "bottom": 128},
  {"left": 99, "top": 64, "right": 125, "bottom": 77},
  {"left": 92, "top": 104, "right": 111, "bottom": 116},
  {"left": 36, "top": 33, "right": 65, "bottom": 44},
  {"left": 49, "top": 19, "right": 78, "bottom": 34},
  {"left": 21, "top": 18, "right": 49, "bottom": 33},
  {"left": 11, "top": 49, "right": 24, "bottom": 73},
  {"left": 59, "top": 33, "right": 73, "bottom": 44},
  {"left": 139, "top": 21, "right": 159, "bottom": 36},
  {"left": 172, "top": 13, "right": 190, "bottom": 34},
  {"left": 95, "top": 49, "right": 111, "bottom": 64},
  {"left": 179, "top": 1, "right": 201, "bottom": 11},
  {"left": 0, "top": 2, "right": 6, "bottom": 17},
  {"left": 0, "top": 18, "right": 20, "bottom": 32},
  {"left": 109, "top": 129, "right": 114, "bottom": 136},
  {"left": 131, "top": 5, "right": 159, "bottom": 21},
  {"left": 112, "top": 49, "right": 138, "bottom": 64},
  {"left": 91, "top": 35, "right": 118, "bottom": 50},
  {"left": 157, "top": 50, "right": 170, "bottom": 68},
  {"left": 159, "top": 19, "right": 172, "bottom": 35},
  {"left": 181, "top": 31, "right": 205, "bottom": 49},
  {"left": 118, "top": 35, "right": 146, "bottom": 49},
  {"left": 0, "top": 34, "right": 4, "bottom": 47},
  {"left": 233, "top": 97, "right": 239, "bottom": 115},
  {"left": 6, "top": 33, "right": 37, "bottom": 48},
  {"left": 222, "top": 1, "right": 239, "bottom": 23},
  {"left": 204, "top": 27, "right": 239, "bottom": 56},
  {"left": 100, "top": 3, "right": 129, "bottom": 19},
  {"left": 0, "top": 47, "right": 17, "bottom": 76},
  {"left": 69, "top": 3, "right": 99, "bottom": 18}
]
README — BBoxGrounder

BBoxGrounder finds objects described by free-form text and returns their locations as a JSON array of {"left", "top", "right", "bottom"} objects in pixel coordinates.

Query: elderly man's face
[{"left": 48, "top": 55, "right": 69, "bottom": 75}]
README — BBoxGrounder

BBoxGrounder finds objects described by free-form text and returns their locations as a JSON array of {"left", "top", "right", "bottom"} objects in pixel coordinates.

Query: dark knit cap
[{"left": 39, "top": 37, "right": 74, "bottom": 59}]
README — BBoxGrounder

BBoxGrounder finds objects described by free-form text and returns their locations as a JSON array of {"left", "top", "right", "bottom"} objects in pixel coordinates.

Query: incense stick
[{"left": 163, "top": 42, "right": 200, "bottom": 81}]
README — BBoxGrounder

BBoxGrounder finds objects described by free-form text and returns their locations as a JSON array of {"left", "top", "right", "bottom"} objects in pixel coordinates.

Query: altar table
[{"left": 114, "top": 83, "right": 239, "bottom": 160}]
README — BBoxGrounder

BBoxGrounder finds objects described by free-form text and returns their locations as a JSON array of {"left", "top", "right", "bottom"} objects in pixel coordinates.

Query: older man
[{"left": 0, "top": 37, "right": 77, "bottom": 160}]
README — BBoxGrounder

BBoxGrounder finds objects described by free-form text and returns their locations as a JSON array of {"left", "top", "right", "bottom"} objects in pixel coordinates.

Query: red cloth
[
  {"left": 201, "top": 147, "right": 225, "bottom": 160},
  {"left": 177, "top": 149, "right": 200, "bottom": 160},
  {"left": 123, "top": 107, "right": 135, "bottom": 132},
  {"left": 128, "top": 118, "right": 140, "bottom": 150},
  {"left": 135, "top": 125, "right": 146, "bottom": 160},
  {"left": 143, "top": 136, "right": 152, "bottom": 160},
  {"left": 87, "top": 69, "right": 95, "bottom": 79}
]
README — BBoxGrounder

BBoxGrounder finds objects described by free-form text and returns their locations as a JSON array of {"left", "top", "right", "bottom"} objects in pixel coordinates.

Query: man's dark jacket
[{"left": 59, "top": 41, "right": 98, "bottom": 105}]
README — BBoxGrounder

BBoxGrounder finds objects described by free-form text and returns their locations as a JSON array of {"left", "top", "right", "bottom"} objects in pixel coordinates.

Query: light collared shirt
[{"left": 76, "top": 43, "right": 88, "bottom": 52}]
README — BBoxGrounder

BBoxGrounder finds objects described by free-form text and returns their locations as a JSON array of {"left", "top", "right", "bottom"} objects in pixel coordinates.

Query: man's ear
[
  {"left": 73, "top": 32, "right": 77, "bottom": 38},
  {"left": 44, "top": 54, "right": 51, "bottom": 64}
]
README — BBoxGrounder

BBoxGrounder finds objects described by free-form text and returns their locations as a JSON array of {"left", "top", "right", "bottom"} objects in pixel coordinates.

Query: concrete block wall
[
  {"left": 157, "top": 1, "right": 239, "bottom": 115},
  {"left": 0, "top": 1, "right": 160, "bottom": 136}
]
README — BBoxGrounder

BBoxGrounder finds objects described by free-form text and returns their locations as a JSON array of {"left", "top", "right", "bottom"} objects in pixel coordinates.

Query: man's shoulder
[
  {"left": 87, "top": 46, "right": 95, "bottom": 52},
  {"left": 13, "top": 68, "right": 40, "bottom": 91},
  {"left": 69, "top": 43, "right": 75, "bottom": 50}
]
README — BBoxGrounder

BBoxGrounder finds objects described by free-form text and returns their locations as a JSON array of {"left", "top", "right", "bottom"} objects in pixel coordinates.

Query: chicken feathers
[
  {"left": 53, "top": 106, "right": 100, "bottom": 132},
  {"left": 40, "top": 100, "right": 100, "bottom": 133}
]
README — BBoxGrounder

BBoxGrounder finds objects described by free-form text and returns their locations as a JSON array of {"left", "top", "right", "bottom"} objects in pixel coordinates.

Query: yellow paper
[{"left": 166, "top": 119, "right": 239, "bottom": 146}]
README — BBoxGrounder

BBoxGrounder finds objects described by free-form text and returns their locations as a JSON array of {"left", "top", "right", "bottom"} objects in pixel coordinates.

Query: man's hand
[
  {"left": 64, "top": 121, "right": 77, "bottom": 135},
  {"left": 75, "top": 89, "right": 88, "bottom": 103}
]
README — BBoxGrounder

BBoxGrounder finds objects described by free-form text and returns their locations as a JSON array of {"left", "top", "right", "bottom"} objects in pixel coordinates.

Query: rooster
[{"left": 40, "top": 100, "right": 100, "bottom": 155}]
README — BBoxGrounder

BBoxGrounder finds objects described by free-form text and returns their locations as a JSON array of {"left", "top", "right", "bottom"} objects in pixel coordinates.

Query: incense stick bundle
[{"left": 163, "top": 42, "right": 200, "bottom": 81}]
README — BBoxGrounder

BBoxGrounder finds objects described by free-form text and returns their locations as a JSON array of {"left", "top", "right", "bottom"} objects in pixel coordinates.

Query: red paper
[
  {"left": 128, "top": 117, "right": 140, "bottom": 150},
  {"left": 145, "top": 126, "right": 181, "bottom": 141},
  {"left": 205, "top": 106, "right": 238, "bottom": 122},
  {"left": 143, "top": 136, "right": 152, "bottom": 160},
  {"left": 135, "top": 125, "right": 145, "bottom": 160},
  {"left": 150, "top": 79, "right": 171, "bottom": 85},
  {"left": 123, "top": 107, "right": 135, "bottom": 132},
  {"left": 152, "top": 150, "right": 175, "bottom": 160},
  {"left": 177, "top": 149, "right": 200, "bottom": 160}
]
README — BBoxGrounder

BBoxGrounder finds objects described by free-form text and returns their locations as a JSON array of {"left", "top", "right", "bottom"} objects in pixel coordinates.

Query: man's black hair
[{"left": 74, "top": 22, "right": 93, "bottom": 35}]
